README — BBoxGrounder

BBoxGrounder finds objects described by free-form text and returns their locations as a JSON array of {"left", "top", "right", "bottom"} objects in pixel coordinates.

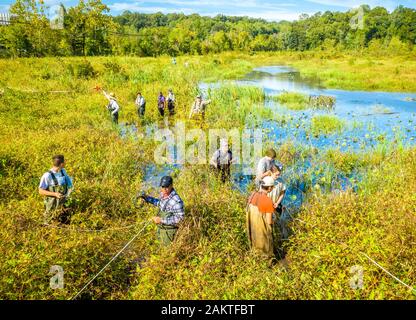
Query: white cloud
[
  {"left": 109, "top": 2, "right": 143, "bottom": 12},
  {"left": 230, "top": 11, "right": 315, "bottom": 21},
  {"left": 109, "top": 0, "right": 299, "bottom": 13},
  {"left": 306, "top": 0, "right": 397, "bottom": 11},
  {"left": 108, "top": 0, "right": 309, "bottom": 21},
  {"left": 109, "top": 2, "right": 198, "bottom": 14}
]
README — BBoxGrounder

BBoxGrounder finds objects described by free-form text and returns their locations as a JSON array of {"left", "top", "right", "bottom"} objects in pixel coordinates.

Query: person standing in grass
[
  {"left": 267, "top": 164, "right": 286, "bottom": 255},
  {"left": 102, "top": 90, "right": 119, "bottom": 124},
  {"left": 167, "top": 89, "right": 175, "bottom": 116},
  {"left": 157, "top": 92, "right": 166, "bottom": 117},
  {"left": 140, "top": 176, "right": 185, "bottom": 246},
  {"left": 135, "top": 92, "right": 146, "bottom": 118},
  {"left": 189, "top": 94, "right": 211, "bottom": 120},
  {"left": 210, "top": 139, "right": 234, "bottom": 183},
  {"left": 246, "top": 176, "right": 276, "bottom": 258},
  {"left": 39, "top": 155, "right": 73, "bottom": 225},
  {"left": 268, "top": 164, "right": 286, "bottom": 218},
  {"left": 255, "top": 148, "right": 277, "bottom": 187}
]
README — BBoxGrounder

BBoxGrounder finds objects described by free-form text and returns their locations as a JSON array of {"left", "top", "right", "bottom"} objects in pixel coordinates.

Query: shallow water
[{"left": 124, "top": 65, "right": 416, "bottom": 212}]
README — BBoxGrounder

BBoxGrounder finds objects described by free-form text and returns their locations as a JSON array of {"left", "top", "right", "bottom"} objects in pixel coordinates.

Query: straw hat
[{"left": 261, "top": 176, "right": 275, "bottom": 187}]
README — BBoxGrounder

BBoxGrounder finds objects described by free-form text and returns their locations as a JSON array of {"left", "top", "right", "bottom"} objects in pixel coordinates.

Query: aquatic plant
[
  {"left": 311, "top": 115, "right": 345, "bottom": 136},
  {"left": 274, "top": 91, "right": 309, "bottom": 110},
  {"left": 0, "top": 52, "right": 415, "bottom": 300}
]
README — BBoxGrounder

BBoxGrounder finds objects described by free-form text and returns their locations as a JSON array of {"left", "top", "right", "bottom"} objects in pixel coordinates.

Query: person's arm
[
  {"left": 102, "top": 90, "right": 111, "bottom": 101},
  {"left": 274, "top": 191, "right": 285, "bottom": 208},
  {"left": 265, "top": 212, "right": 273, "bottom": 225},
  {"left": 256, "top": 161, "right": 270, "bottom": 180},
  {"left": 143, "top": 195, "right": 160, "bottom": 207},
  {"left": 265, "top": 198, "right": 274, "bottom": 225},
  {"left": 39, "top": 174, "right": 63, "bottom": 198},
  {"left": 189, "top": 102, "right": 195, "bottom": 119},
  {"left": 39, "top": 188, "right": 63, "bottom": 198},
  {"left": 160, "top": 200, "right": 184, "bottom": 226},
  {"left": 261, "top": 170, "right": 273, "bottom": 179}
]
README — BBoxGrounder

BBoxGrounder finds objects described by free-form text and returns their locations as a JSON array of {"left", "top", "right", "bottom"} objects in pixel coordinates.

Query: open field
[{"left": 0, "top": 52, "right": 415, "bottom": 299}]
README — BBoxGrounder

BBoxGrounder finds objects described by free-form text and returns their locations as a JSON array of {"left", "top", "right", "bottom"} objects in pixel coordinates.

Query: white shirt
[
  {"left": 107, "top": 99, "right": 119, "bottom": 115},
  {"left": 135, "top": 96, "right": 145, "bottom": 107},
  {"left": 167, "top": 93, "right": 175, "bottom": 102}
]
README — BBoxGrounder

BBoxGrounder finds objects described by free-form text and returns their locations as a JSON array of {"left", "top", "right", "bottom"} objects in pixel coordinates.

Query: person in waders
[
  {"left": 39, "top": 155, "right": 73, "bottom": 225},
  {"left": 157, "top": 92, "right": 166, "bottom": 117},
  {"left": 189, "top": 95, "right": 211, "bottom": 120},
  {"left": 135, "top": 92, "right": 146, "bottom": 118},
  {"left": 167, "top": 89, "right": 175, "bottom": 116},
  {"left": 209, "top": 139, "right": 233, "bottom": 183},
  {"left": 140, "top": 176, "right": 184, "bottom": 246},
  {"left": 268, "top": 164, "right": 286, "bottom": 219},
  {"left": 255, "top": 148, "right": 277, "bottom": 188},
  {"left": 102, "top": 90, "right": 120, "bottom": 124},
  {"left": 246, "top": 176, "right": 275, "bottom": 258},
  {"left": 267, "top": 164, "right": 286, "bottom": 257}
]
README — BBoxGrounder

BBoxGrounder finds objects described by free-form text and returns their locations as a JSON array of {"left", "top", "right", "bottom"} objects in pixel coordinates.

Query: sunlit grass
[
  {"left": 0, "top": 52, "right": 415, "bottom": 300},
  {"left": 311, "top": 115, "right": 345, "bottom": 135}
]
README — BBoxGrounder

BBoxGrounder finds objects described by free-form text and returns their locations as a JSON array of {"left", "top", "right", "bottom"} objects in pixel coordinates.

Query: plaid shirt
[{"left": 144, "top": 189, "right": 184, "bottom": 226}]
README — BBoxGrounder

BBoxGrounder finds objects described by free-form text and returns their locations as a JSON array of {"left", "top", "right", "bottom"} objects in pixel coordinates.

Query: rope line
[
  {"left": 359, "top": 252, "right": 416, "bottom": 293},
  {"left": 1, "top": 86, "right": 73, "bottom": 93},
  {"left": 42, "top": 222, "right": 138, "bottom": 233},
  {"left": 69, "top": 221, "right": 151, "bottom": 300}
]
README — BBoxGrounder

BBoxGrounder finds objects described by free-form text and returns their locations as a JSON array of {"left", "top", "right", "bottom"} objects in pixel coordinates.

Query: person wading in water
[{"left": 246, "top": 176, "right": 276, "bottom": 259}]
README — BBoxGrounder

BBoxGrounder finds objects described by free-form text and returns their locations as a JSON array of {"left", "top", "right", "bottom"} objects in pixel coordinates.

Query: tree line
[{"left": 0, "top": 0, "right": 415, "bottom": 58}]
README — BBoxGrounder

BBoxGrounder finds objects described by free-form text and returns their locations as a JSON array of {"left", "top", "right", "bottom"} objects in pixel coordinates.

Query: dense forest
[{"left": 0, "top": 0, "right": 415, "bottom": 57}]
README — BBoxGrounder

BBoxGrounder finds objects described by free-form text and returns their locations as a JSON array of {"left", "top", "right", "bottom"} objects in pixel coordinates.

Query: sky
[{"left": 0, "top": 0, "right": 415, "bottom": 21}]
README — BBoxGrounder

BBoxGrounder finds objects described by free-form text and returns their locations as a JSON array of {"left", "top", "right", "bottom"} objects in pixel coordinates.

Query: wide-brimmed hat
[
  {"left": 261, "top": 176, "right": 275, "bottom": 187},
  {"left": 109, "top": 92, "right": 117, "bottom": 100}
]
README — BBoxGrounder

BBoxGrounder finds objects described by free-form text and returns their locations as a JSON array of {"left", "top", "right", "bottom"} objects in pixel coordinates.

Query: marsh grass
[
  {"left": 0, "top": 52, "right": 415, "bottom": 300},
  {"left": 311, "top": 115, "right": 345, "bottom": 136},
  {"left": 274, "top": 91, "right": 309, "bottom": 110}
]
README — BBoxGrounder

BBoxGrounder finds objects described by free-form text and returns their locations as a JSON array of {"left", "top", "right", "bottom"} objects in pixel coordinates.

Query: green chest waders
[
  {"left": 44, "top": 170, "right": 68, "bottom": 224},
  {"left": 157, "top": 203, "right": 178, "bottom": 247}
]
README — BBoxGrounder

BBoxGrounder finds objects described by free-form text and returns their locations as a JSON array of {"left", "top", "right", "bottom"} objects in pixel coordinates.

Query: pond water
[{"left": 121, "top": 65, "right": 416, "bottom": 216}]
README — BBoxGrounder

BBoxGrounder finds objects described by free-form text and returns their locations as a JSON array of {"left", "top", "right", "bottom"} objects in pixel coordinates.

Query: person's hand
[
  {"left": 152, "top": 216, "right": 162, "bottom": 224},
  {"left": 273, "top": 203, "right": 279, "bottom": 209},
  {"left": 264, "top": 170, "right": 273, "bottom": 177},
  {"left": 55, "top": 192, "right": 64, "bottom": 199}
]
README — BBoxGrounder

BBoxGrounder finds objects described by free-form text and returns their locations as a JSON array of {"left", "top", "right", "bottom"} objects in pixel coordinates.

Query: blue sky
[{"left": 0, "top": 0, "right": 415, "bottom": 21}]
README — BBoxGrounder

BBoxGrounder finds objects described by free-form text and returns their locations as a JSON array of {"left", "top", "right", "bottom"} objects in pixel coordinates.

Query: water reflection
[{"left": 129, "top": 66, "right": 416, "bottom": 216}]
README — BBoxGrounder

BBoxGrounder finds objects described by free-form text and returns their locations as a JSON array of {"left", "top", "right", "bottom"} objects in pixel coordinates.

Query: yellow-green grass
[
  {"left": 311, "top": 114, "right": 345, "bottom": 135},
  {"left": 0, "top": 52, "right": 415, "bottom": 300},
  {"left": 275, "top": 91, "right": 309, "bottom": 110}
]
